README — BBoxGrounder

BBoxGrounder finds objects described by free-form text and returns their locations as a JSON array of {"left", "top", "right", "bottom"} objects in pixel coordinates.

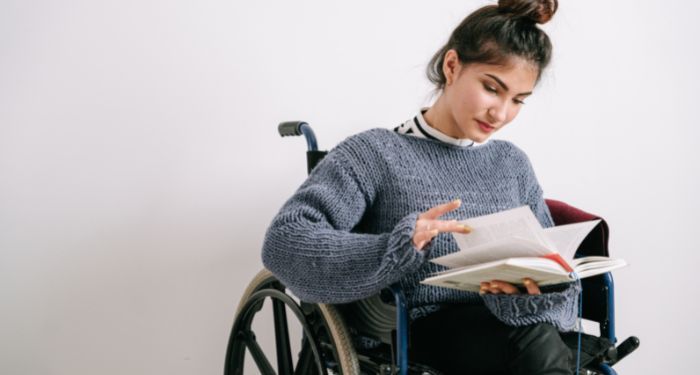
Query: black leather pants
[{"left": 409, "top": 304, "right": 573, "bottom": 375}]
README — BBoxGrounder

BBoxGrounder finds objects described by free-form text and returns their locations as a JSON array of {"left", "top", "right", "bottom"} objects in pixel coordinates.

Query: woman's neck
[{"left": 423, "top": 96, "right": 463, "bottom": 139}]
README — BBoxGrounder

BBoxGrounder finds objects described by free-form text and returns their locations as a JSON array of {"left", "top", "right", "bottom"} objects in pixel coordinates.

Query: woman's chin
[
  {"left": 470, "top": 134, "right": 490, "bottom": 143},
  {"left": 455, "top": 128, "right": 490, "bottom": 143}
]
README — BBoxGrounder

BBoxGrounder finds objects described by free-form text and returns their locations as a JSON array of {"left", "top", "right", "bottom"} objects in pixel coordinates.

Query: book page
[
  {"left": 432, "top": 236, "right": 550, "bottom": 268},
  {"left": 571, "top": 256, "right": 627, "bottom": 278},
  {"left": 432, "top": 206, "right": 552, "bottom": 268},
  {"left": 452, "top": 206, "right": 551, "bottom": 249},
  {"left": 542, "top": 220, "right": 600, "bottom": 261}
]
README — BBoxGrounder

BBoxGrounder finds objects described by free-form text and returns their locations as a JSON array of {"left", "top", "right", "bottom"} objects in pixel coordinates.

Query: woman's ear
[{"left": 442, "top": 49, "right": 461, "bottom": 86}]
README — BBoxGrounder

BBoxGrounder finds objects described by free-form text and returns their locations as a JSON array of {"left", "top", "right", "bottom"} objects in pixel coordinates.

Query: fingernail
[
  {"left": 490, "top": 282, "right": 497, "bottom": 288},
  {"left": 453, "top": 198, "right": 461, "bottom": 205},
  {"left": 523, "top": 279, "right": 531, "bottom": 285},
  {"left": 460, "top": 225, "right": 471, "bottom": 233}
]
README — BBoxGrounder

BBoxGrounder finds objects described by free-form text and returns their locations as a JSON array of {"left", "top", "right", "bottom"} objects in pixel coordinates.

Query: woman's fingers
[
  {"left": 480, "top": 280, "right": 539, "bottom": 295},
  {"left": 479, "top": 282, "right": 490, "bottom": 295},
  {"left": 412, "top": 221, "right": 470, "bottom": 250},
  {"left": 481, "top": 282, "right": 501, "bottom": 294},
  {"left": 490, "top": 280, "right": 520, "bottom": 295},
  {"left": 523, "top": 278, "right": 541, "bottom": 295},
  {"left": 419, "top": 199, "right": 462, "bottom": 220},
  {"left": 412, "top": 229, "right": 439, "bottom": 250},
  {"left": 416, "top": 219, "right": 471, "bottom": 234},
  {"left": 412, "top": 205, "right": 471, "bottom": 251}
]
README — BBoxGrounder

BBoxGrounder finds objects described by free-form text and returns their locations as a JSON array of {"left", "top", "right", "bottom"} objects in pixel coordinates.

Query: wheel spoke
[
  {"left": 228, "top": 287, "right": 330, "bottom": 375},
  {"left": 273, "top": 299, "right": 294, "bottom": 375},
  {"left": 242, "top": 331, "right": 277, "bottom": 375},
  {"left": 294, "top": 338, "right": 316, "bottom": 375}
]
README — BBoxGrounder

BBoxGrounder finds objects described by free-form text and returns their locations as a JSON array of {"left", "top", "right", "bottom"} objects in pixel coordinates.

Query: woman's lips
[{"left": 477, "top": 120, "right": 495, "bottom": 133}]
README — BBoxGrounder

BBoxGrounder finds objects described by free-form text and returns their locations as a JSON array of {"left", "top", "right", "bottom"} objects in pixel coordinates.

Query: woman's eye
[
  {"left": 484, "top": 84, "right": 498, "bottom": 93},
  {"left": 514, "top": 98, "right": 526, "bottom": 105}
]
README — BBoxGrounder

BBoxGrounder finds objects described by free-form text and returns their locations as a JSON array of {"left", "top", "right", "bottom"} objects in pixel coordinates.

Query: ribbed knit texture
[{"left": 262, "top": 128, "right": 579, "bottom": 331}]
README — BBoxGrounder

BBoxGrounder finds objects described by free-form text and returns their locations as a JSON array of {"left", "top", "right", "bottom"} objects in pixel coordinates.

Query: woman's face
[{"left": 438, "top": 51, "right": 539, "bottom": 143}]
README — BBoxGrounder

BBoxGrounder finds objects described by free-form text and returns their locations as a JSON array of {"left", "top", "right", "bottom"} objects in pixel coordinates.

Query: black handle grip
[
  {"left": 606, "top": 336, "right": 640, "bottom": 366},
  {"left": 278, "top": 121, "right": 308, "bottom": 137},
  {"left": 614, "top": 336, "right": 640, "bottom": 363}
]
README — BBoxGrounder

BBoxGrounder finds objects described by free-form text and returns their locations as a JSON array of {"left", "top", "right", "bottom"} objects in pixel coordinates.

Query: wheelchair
[{"left": 224, "top": 121, "right": 640, "bottom": 375}]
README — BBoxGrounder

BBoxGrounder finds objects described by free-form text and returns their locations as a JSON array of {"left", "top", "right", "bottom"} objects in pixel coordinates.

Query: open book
[{"left": 420, "top": 206, "right": 627, "bottom": 292}]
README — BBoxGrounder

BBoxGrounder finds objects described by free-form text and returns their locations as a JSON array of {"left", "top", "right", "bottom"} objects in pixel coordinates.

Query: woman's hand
[
  {"left": 480, "top": 278, "right": 542, "bottom": 295},
  {"left": 413, "top": 199, "right": 472, "bottom": 251}
]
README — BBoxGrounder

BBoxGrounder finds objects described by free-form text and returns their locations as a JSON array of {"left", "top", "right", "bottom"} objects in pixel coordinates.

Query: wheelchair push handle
[
  {"left": 278, "top": 121, "right": 307, "bottom": 137},
  {"left": 278, "top": 121, "right": 318, "bottom": 152},
  {"left": 278, "top": 121, "right": 326, "bottom": 174}
]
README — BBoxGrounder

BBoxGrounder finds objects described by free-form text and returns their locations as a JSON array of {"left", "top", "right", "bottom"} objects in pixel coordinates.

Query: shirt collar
[{"left": 400, "top": 108, "right": 487, "bottom": 147}]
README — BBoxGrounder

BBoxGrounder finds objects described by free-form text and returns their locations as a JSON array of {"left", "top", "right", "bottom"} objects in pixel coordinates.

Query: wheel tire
[{"left": 229, "top": 269, "right": 360, "bottom": 374}]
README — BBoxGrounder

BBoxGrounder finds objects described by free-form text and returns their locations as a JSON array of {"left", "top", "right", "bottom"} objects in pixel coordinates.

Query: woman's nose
[{"left": 487, "top": 103, "right": 507, "bottom": 124}]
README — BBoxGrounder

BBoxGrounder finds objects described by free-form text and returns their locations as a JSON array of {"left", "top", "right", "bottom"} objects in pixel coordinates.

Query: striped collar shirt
[{"left": 393, "top": 108, "right": 488, "bottom": 148}]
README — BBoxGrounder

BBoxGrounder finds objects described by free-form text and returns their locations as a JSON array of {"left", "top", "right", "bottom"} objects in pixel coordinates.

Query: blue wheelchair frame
[
  {"left": 275, "top": 121, "right": 638, "bottom": 374},
  {"left": 389, "top": 275, "right": 619, "bottom": 375}
]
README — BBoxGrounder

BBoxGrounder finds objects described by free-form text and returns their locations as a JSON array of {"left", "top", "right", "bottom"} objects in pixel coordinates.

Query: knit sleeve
[
  {"left": 261, "top": 142, "right": 427, "bottom": 304},
  {"left": 481, "top": 283, "right": 581, "bottom": 331}
]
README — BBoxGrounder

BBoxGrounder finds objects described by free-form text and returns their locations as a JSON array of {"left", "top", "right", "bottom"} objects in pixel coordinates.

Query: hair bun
[{"left": 498, "top": 0, "right": 558, "bottom": 24}]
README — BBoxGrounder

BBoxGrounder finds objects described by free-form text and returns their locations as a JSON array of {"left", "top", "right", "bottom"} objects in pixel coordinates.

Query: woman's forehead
[
  {"left": 467, "top": 57, "right": 537, "bottom": 76},
  {"left": 465, "top": 59, "right": 539, "bottom": 90}
]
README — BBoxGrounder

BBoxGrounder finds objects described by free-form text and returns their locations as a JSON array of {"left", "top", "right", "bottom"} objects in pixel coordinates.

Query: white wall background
[{"left": 1, "top": 0, "right": 697, "bottom": 373}]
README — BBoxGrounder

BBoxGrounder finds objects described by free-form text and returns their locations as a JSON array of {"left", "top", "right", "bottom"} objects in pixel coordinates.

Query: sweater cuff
[
  {"left": 481, "top": 282, "right": 581, "bottom": 332},
  {"left": 386, "top": 211, "right": 427, "bottom": 273}
]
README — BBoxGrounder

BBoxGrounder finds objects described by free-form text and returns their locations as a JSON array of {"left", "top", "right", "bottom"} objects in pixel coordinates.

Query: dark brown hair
[{"left": 427, "top": 0, "right": 558, "bottom": 90}]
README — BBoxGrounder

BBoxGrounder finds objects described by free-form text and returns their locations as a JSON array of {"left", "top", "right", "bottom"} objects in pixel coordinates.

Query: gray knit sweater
[{"left": 262, "top": 128, "right": 579, "bottom": 331}]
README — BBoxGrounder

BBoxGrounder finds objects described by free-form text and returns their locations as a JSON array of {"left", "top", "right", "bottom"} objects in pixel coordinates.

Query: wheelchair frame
[{"left": 224, "top": 122, "right": 639, "bottom": 374}]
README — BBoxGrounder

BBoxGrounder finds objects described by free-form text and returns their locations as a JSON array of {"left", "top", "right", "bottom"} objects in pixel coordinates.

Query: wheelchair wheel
[{"left": 225, "top": 269, "right": 360, "bottom": 375}]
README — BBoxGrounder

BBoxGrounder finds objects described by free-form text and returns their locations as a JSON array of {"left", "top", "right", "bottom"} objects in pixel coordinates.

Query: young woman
[{"left": 262, "top": 0, "right": 576, "bottom": 373}]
